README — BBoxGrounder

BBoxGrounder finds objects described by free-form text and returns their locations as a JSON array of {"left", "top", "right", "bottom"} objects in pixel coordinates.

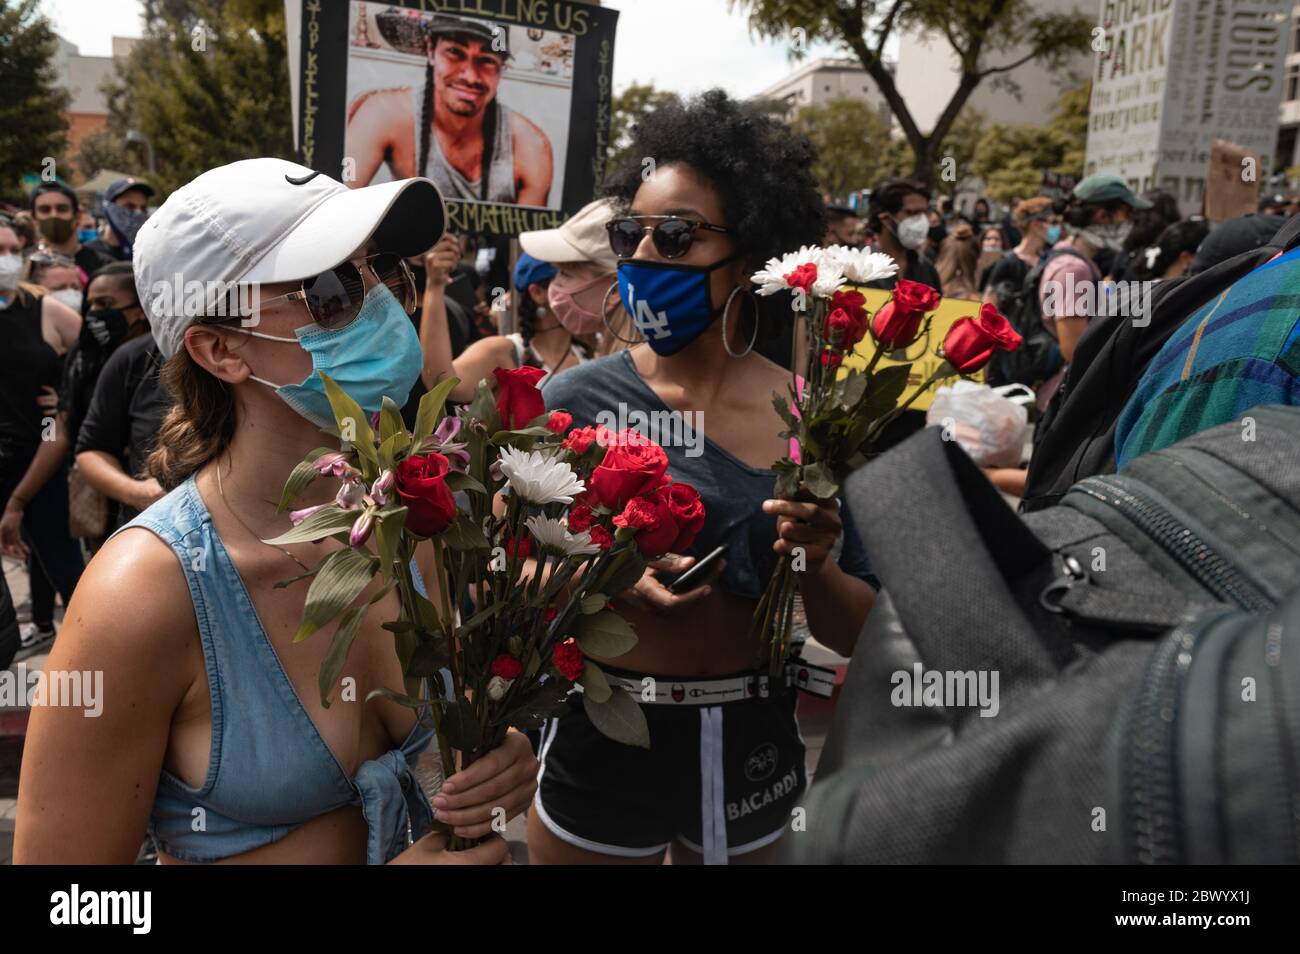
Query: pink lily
[
  {"left": 289, "top": 502, "right": 330, "bottom": 526},
  {"left": 370, "top": 469, "right": 394, "bottom": 506},
  {"left": 336, "top": 478, "right": 365, "bottom": 510},
  {"left": 349, "top": 510, "right": 375, "bottom": 548}
]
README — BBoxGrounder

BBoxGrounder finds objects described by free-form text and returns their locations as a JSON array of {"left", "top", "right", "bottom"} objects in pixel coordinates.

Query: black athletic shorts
[{"left": 535, "top": 666, "right": 806, "bottom": 862}]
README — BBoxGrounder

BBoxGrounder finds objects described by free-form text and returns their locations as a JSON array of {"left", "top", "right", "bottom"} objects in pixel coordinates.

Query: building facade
[
  {"left": 750, "top": 56, "right": 891, "bottom": 123},
  {"left": 50, "top": 35, "right": 136, "bottom": 179}
]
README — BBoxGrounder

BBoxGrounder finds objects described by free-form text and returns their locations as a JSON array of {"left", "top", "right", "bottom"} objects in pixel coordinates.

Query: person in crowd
[
  {"left": 0, "top": 216, "right": 84, "bottom": 654},
  {"left": 83, "top": 177, "right": 154, "bottom": 263},
  {"left": 1132, "top": 219, "right": 1211, "bottom": 282},
  {"left": 1040, "top": 174, "right": 1151, "bottom": 366},
  {"left": 29, "top": 182, "right": 114, "bottom": 282},
  {"left": 974, "top": 224, "right": 1009, "bottom": 290},
  {"left": 1000, "top": 196, "right": 1023, "bottom": 247},
  {"left": 972, "top": 197, "right": 992, "bottom": 227},
  {"left": 9, "top": 211, "right": 39, "bottom": 257},
  {"left": 1189, "top": 211, "right": 1286, "bottom": 275},
  {"left": 75, "top": 208, "right": 97, "bottom": 245},
  {"left": 530, "top": 90, "right": 878, "bottom": 866},
  {"left": 419, "top": 244, "right": 590, "bottom": 404},
  {"left": 934, "top": 222, "right": 982, "bottom": 299},
  {"left": 25, "top": 251, "right": 83, "bottom": 314},
  {"left": 1110, "top": 189, "right": 1180, "bottom": 281},
  {"left": 1258, "top": 193, "right": 1287, "bottom": 217},
  {"left": 15, "top": 158, "right": 533, "bottom": 865},
  {"left": 823, "top": 204, "right": 862, "bottom": 248},
  {"left": 864, "top": 177, "right": 942, "bottom": 294},
  {"left": 980, "top": 196, "right": 1062, "bottom": 303}
]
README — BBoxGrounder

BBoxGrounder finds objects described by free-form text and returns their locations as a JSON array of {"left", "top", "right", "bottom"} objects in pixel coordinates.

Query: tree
[
  {"left": 0, "top": 0, "right": 71, "bottom": 197},
  {"left": 605, "top": 81, "right": 680, "bottom": 178},
  {"left": 731, "top": 0, "right": 1092, "bottom": 189},
  {"left": 968, "top": 79, "right": 1089, "bottom": 202},
  {"left": 82, "top": 0, "right": 294, "bottom": 197},
  {"left": 790, "top": 97, "right": 907, "bottom": 198}
]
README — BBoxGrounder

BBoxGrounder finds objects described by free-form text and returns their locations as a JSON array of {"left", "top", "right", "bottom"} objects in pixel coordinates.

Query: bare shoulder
[
  {"left": 348, "top": 86, "right": 413, "bottom": 124},
  {"left": 58, "top": 527, "right": 199, "bottom": 693},
  {"left": 510, "top": 109, "right": 552, "bottom": 155}
]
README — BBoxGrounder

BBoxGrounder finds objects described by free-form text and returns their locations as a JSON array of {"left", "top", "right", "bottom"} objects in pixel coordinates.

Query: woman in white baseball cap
[
  {"left": 417, "top": 198, "right": 634, "bottom": 403},
  {"left": 15, "top": 159, "right": 535, "bottom": 865}
]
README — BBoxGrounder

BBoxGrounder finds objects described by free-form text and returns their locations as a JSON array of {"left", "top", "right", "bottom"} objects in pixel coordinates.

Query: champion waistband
[{"left": 600, "top": 658, "right": 836, "bottom": 705}]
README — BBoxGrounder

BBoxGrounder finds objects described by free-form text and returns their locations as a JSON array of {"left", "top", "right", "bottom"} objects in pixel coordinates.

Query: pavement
[{"left": 0, "top": 557, "right": 839, "bottom": 865}]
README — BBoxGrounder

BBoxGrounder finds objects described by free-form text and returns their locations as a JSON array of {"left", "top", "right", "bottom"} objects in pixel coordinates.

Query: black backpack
[
  {"left": 985, "top": 249, "right": 1081, "bottom": 390},
  {"left": 779, "top": 407, "right": 1300, "bottom": 864},
  {"left": 1021, "top": 213, "right": 1300, "bottom": 513}
]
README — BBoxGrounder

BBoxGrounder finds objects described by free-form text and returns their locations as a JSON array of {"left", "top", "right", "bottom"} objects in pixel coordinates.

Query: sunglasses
[
  {"left": 606, "top": 215, "right": 731, "bottom": 260},
  {"left": 257, "top": 253, "right": 416, "bottom": 330},
  {"left": 28, "top": 252, "right": 77, "bottom": 269}
]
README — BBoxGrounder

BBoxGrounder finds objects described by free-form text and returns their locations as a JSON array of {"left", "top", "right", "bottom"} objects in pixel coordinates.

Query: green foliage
[
  {"left": 790, "top": 97, "right": 908, "bottom": 199},
  {"left": 0, "top": 0, "right": 70, "bottom": 196},
  {"left": 79, "top": 0, "right": 294, "bottom": 196},
  {"left": 606, "top": 81, "right": 681, "bottom": 179},
  {"left": 731, "top": 0, "right": 1092, "bottom": 187},
  {"left": 968, "top": 79, "right": 1091, "bottom": 202}
]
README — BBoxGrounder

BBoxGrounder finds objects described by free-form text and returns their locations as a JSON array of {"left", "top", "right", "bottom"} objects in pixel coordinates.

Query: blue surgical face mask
[
  {"left": 237, "top": 283, "right": 422, "bottom": 430},
  {"left": 617, "top": 253, "right": 739, "bottom": 356},
  {"left": 77, "top": 228, "right": 99, "bottom": 244},
  {"left": 1045, "top": 224, "right": 1062, "bottom": 244}
]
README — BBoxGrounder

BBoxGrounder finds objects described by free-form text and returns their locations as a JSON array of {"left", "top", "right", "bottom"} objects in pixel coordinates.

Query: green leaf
[
  {"left": 579, "top": 661, "right": 612, "bottom": 703},
  {"left": 275, "top": 449, "right": 334, "bottom": 513},
  {"left": 319, "top": 604, "right": 367, "bottom": 708},
  {"left": 412, "top": 376, "right": 459, "bottom": 443},
  {"left": 772, "top": 458, "right": 801, "bottom": 499},
  {"left": 489, "top": 426, "right": 553, "bottom": 444},
  {"left": 441, "top": 511, "right": 491, "bottom": 551},
  {"left": 836, "top": 370, "right": 868, "bottom": 412},
  {"left": 373, "top": 507, "right": 407, "bottom": 582},
  {"left": 293, "top": 547, "right": 377, "bottom": 644},
  {"left": 802, "top": 461, "right": 839, "bottom": 500},
  {"left": 576, "top": 609, "right": 638, "bottom": 658},
  {"left": 438, "top": 697, "right": 480, "bottom": 750},
  {"left": 771, "top": 390, "right": 797, "bottom": 431},
  {"left": 580, "top": 593, "right": 607, "bottom": 615},
  {"left": 378, "top": 397, "right": 410, "bottom": 455},
  {"left": 500, "top": 679, "right": 569, "bottom": 730},
  {"left": 319, "top": 372, "right": 378, "bottom": 467},
  {"left": 599, "top": 550, "right": 647, "bottom": 597},
  {"left": 272, "top": 564, "right": 320, "bottom": 589},
  {"left": 364, "top": 686, "right": 427, "bottom": 708},
  {"left": 582, "top": 687, "right": 650, "bottom": 749},
  {"left": 468, "top": 379, "right": 499, "bottom": 430},
  {"left": 264, "top": 506, "right": 359, "bottom": 546},
  {"left": 407, "top": 634, "right": 451, "bottom": 677},
  {"left": 445, "top": 471, "right": 487, "bottom": 495},
  {"left": 860, "top": 363, "right": 911, "bottom": 419}
]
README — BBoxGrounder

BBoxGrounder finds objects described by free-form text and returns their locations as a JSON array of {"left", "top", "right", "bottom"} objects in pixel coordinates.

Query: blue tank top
[
  {"left": 540, "top": 351, "right": 877, "bottom": 599},
  {"left": 116, "top": 474, "right": 435, "bottom": 864}
]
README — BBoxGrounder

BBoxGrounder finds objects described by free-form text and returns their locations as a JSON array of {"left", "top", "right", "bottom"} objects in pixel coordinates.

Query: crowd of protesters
[{"left": 5, "top": 85, "right": 1300, "bottom": 866}]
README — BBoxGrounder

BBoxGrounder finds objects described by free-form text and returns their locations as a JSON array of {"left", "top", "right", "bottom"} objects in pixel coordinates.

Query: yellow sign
[{"left": 840, "top": 288, "right": 986, "bottom": 412}]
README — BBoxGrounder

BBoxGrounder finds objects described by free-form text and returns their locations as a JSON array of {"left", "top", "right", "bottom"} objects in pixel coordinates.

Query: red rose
[
  {"left": 566, "top": 503, "right": 594, "bottom": 533},
  {"left": 783, "top": 262, "right": 818, "bottom": 293},
  {"left": 892, "top": 278, "right": 941, "bottom": 315},
  {"left": 871, "top": 279, "right": 940, "bottom": 350},
  {"left": 586, "top": 524, "right": 613, "bottom": 551},
  {"left": 658, "top": 483, "right": 704, "bottom": 553},
  {"left": 546, "top": 410, "right": 573, "bottom": 434},
  {"left": 563, "top": 425, "right": 598, "bottom": 455},
  {"left": 552, "top": 638, "right": 585, "bottom": 681},
  {"left": 820, "top": 349, "right": 843, "bottom": 369},
  {"left": 825, "top": 307, "right": 868, "bottom": 349},
  {"left": 587, "top": 431, "right": 669, "bottom": 510},
  {"left": 492, "top": 366, "right": 547, "bottom": 430},
  {"left": 942, "top": 304, "right": 1023, "bottom": 374},
  {"left": 504, "top": 534, "right": 532, "bottom": 560},
  {"left": 491, "top": 654, "right": 523, "bottom": 679},
  {"left": 613, "top": 493, "right": 679, "bottom": 556},
  {"left": 830, "top": 289, "right": 866, "bottom": 313},
  {"left": 394, "top": 452, "right": 457, "bottom": 536}
]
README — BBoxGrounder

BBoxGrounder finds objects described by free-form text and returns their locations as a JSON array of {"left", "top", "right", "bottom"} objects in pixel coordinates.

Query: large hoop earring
[
  {"left": 721, "top": 285, "right": 758, "bottom": 358},
  {"left": 600, "top": 281, "right": 642, "bottom": 345}
]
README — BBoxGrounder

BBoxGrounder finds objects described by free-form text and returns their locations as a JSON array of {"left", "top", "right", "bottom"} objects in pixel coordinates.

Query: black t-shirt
[
  {"left": 864, "top": 250, "right": 943, "bottom": 295},
  {"left": 0, "top": 292, "right": 61, "bottom": 460},
  {"left": 73, "top": 243, "right": 116, "bottom": 280},
  {"left": 82, "top": 238, "right": 128, "bottom": 264},
  {"left": 982, "top": 251, "right": 1032, "bottom": 296},
  {"left": 76, "top": 334, "right": 171, "bottom": 522}
]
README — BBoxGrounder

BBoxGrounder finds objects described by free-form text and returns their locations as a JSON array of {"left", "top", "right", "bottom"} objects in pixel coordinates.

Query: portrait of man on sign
[{"left": 346, "top": 12, "right": 555, "bottom": 206}]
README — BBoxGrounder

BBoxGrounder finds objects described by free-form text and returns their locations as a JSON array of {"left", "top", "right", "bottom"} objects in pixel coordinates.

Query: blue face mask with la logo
[{"left": 617, "top": 253, "right": 740, "bottom": 356}]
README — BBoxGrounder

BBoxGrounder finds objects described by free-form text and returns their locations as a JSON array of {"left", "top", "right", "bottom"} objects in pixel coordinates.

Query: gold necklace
[{"left": 216, "top": 456, "right": 311, "bottom": 573}]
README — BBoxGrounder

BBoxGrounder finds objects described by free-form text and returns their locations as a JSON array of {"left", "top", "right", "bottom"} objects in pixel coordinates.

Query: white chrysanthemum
[
  {"left": 824, "top": 245, "right": 898, "bottom": 285},
  {"left": 810, "top": 258, "right": 846, "bottom": 298},
  {"left": 499, "top": 446, "right": 585, "bottom": 505},
  {"left": 525, "top": 514, "right": 601, "bottom": 556},
  {"left": 487, "top": 676, "right": 513, "bottom": 701},
  {"left": 750, "top": 245, "right": 828, "bottom": 296}
]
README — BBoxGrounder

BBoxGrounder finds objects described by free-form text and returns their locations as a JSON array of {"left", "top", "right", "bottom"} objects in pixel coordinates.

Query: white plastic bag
[{"left": 926, "top": 381, "right": 1032, "bottom": 468}]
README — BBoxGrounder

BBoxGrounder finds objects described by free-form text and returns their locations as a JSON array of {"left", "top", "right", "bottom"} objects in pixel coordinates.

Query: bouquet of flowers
[
  {"left": 269, "top": 367, "right": 703, "bottom": 848},
  {"left": 749, "top": 245, "right": 1023, "bottom": 675}
]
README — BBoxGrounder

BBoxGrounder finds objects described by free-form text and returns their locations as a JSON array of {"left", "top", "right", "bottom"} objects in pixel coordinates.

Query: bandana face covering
[{"left": 616, "top": 252, "right": 739, "bottom": 356}]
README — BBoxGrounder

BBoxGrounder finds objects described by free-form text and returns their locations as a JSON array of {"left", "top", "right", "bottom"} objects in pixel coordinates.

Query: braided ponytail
[{"left": 417, "top": 60, "right": 433, "bottom": 178}]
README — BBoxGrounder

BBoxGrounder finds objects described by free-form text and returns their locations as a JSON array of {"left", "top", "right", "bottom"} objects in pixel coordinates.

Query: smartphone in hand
[{"left": 665, "top": 544, "right": 728, "bottom": 594}]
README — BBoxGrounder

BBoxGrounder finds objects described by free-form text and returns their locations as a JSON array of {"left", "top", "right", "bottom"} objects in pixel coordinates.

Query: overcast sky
[{"left": 41, "top": 0, "right": 846, "bottom": 99}]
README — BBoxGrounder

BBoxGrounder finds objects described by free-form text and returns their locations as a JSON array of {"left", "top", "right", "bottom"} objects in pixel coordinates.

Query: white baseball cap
[
  {"left": 134, "top": 158, "right": 446, "bottom": 358},
  {"left": 519, "top": 198, "right": 619, "bottom": 272}
]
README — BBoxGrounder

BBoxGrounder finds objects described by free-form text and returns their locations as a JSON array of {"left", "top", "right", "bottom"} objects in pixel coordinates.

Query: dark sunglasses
[
  {"left": 258, "top": 253, "right": 416, "bottom": 330},
  {"left": 606, "top": 215, "right": 731, "bottom": 260}
]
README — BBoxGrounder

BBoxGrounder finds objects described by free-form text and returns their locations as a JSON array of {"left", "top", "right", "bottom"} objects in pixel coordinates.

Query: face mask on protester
[
  {"left": 81, "top": 307, "right": 131, "bottom": 350},
  {"left": 892, "top": 214, "right": 931, "bottom": 251},
  {"left": 616, "top": 253, "right": 740, "bottom": 356},
  {"left": 235, "top": 282, "right": 423, "bottom": 429},
  {"left": 38, "top": 216, "right": 74, "bottom": 245},
  {"left": 1076, "top": 217, "right": 1132, "bottom": 251},
  {"left": 1044, "top": 224, "right": 1063, "bottom": 244},
  {"left": 77, "top": 228, "right": 99, "bottom": 244},
  {"left": 548, "top": 271, "right": 612, "bottom": 336},
  {"left": 49, "top": 287, "right": 84, "bottom": 313},
  {"left": 0, "top": 254, "right": 21, "bottom": 291},
  {"left": 104, "top": 203, "right": 149, "bottom": 255}
]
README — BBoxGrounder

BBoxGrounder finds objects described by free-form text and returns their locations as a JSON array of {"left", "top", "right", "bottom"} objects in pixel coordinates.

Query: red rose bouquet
[
  {"left": 270, "top": 370, "right": 702, "bottom": 849},
  {"left": 749, "top": 247, "right": 1021, "bottom": 675}
]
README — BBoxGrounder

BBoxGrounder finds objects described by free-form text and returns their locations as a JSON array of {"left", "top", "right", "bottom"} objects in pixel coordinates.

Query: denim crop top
[
  {"left": 541, "top": 350, "right": 878, "bottom": 599},
  {"left": 115, "top": 475, "right": 435, "bottom": 864}
]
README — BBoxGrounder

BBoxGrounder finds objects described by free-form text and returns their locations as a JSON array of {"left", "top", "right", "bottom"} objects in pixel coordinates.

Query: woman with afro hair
[{"left": 533, "top": 90, "right": 879, "bottom": 865}]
